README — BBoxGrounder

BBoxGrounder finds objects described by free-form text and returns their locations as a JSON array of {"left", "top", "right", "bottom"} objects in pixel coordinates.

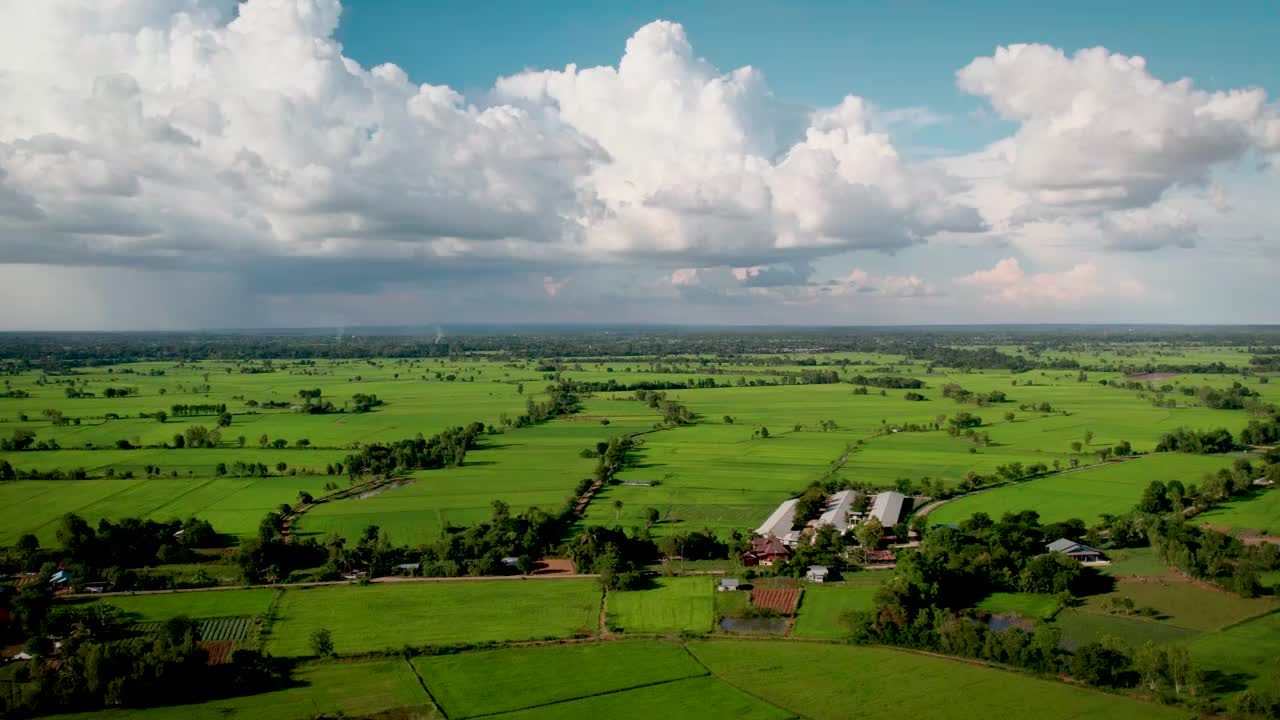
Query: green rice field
[
  {"left": 690, "top": 640, "right": 1190, "bottom": 720},
  {"left": 791, "top": 581, "right": 882, "bottom": 638},
  {"left": 1196, "top": 487, "right": 1280, "bottom": 535},
  {"left": 928, "top": 453, "right": 1236, "bottom": 526},
  {"left": 265, "top": 580, "right": 602, "bottom": 655},
  {"left": 606, "top": 577, "right": 714, "bottom": 634}
]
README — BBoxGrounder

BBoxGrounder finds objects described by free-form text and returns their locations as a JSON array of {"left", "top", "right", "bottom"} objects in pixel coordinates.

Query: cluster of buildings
[{"left": 751, "top": 490, "right": 908, "bottom": 549}]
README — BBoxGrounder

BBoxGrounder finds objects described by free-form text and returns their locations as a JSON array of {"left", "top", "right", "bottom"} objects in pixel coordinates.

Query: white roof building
[
  {"left": 814, "top": 490, "right": 859, "bottom": 534},
  {"left": 754, "top": 498, "right": 798, "bottom": 538},
  {"left": 870, "top": 491, "right": 906, "bottom": 526}
]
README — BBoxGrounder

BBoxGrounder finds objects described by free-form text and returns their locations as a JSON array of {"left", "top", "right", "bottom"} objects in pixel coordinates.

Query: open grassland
[
  {"left": 1197, "top": 487, "right": 1280, "bottom": 535},
  {"left": 975, "top": 592, "right": 1061, "bottom": 620},
  {"left": 48, "top": 658, "right": 431, "bottom": 720},
  {"left": 265, "top": 580, "right": 601, "bottom": 655},
  {"left": 76, "top": 588, "right": 279, "bottom": 622},
  {"left": 791, "top": 581, "right": 881, "bottom": 638},
  {"left": 0, "top": 473, "right": 340, "bottom": 544},
  {"left": 1051, "top": 609, "right": 1202, "bottom": 648},
  {"left": 296, "top": 400, "right": 656, "bottom": 544},
  {"left": 1190, "top": 610, "right": 1280, "bottom": 696},
  {"left": 690, "top": 640, "right": 1190, "bottom": 720},
  {"left": 415, "top": 640, "right": 705, "bottom": 718},
  {"left": 1100, "top": 547, "right": 1174, "bottom": 577},
  {"left": 929, "top": 453, "right": 1235, "bottom": 526},
  {"left": 482, "top": 676, "right": 792, "bottom": 720},
  {"left": 1077, "top": 579, "right": 1277, "bottom": 631},
  {"left": 606, "top": 577, "right": 714, "bottom": 634}
]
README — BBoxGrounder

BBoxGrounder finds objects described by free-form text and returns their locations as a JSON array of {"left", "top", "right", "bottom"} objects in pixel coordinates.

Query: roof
[
  {"left": 754, "top": 498, "right": 798, "bottom": 538},
  {"left": 806, "top": 565, "right": 829, "bottom": 574},
  {"left": 866, "top": 549, "right": 896, "bottom": 563},
  {"left": 719, "top": 578, "right": 741, "bottom": 587},
  {"left": 815, "top": 490, "right": 859, "bottom": 533},
  {"left": 1046, "top": 538, "right": 1101, "bottom": 555},
  {"left": 870, "top": 491, "right": 906, "bottom": 526},
  {"left": 748, "top": 537, "right": 791, "bottom": 556}
]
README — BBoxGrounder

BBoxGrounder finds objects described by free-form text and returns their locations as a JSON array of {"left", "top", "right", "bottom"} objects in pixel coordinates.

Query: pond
[{"left": 718, "top": 617, "right": 788, "bottom": 635}]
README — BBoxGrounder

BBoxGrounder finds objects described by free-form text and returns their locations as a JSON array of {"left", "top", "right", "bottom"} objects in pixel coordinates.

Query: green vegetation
[
  {"left": 416, "top": 641, "right": 705, "bottom": 718},
  {"left": 1197, "top": 488, "right": 1280, "bottom": 535},
  {"left": 485, "top": 676, "right": 791, "bottom": 720},
  {"left": 606, "top": 577, "right": 714, "bottom": 634},
  {"left": 265, "top": 580, "right": 600, "bottom": 655},
  {"left": 929, "top": 454, "right": 1235, "bottom": 527},
  {"left": 975, "top": 592, "right": 1061, "bottom": 620},
  {"left": 1076, "top": 580, "right": 1275, "bottom": 631},
  {"left": 690, "top": 640, "right": 1188, "bottom": 720},
  {"left": 1190, "top": 610, "right": 1280, "bottom": 696},
  {"left": 48, "top": 658, "right": 431, "bottom": 720},
  {"left": 792, "top": 582, "right": 881, "bottom": 638},
  {"left": 76, "top": 588, "right": 278, "bottom": 622}
]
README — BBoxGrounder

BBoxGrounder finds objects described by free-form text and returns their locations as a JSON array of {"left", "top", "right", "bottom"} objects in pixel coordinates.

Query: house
[
  {"left": 805, "top": 565, "right": 830, "bottom": 583},
  {"left": 49, "top": 569, "right": 72, "bottom": 590},
  {"left": 718, "top": 578, "right": 742, "bottom": 592},
  {"left": 754, "top": 498, "right": 798, "bottom": 539},
  {"left": 83, "top": 581, "right": 112, "bottom": 594},
  {"left": 870, "top": 491, "right": 907, "bottom": 527},
  {"left": 1046, "top": 538, "right": 1104, "bottom": 563},
  {"left": 339, "top": 570, "right": 368, "bottom": 581},
  {"left": 742, "top": 537, "right": 791, "bottom": 567}
]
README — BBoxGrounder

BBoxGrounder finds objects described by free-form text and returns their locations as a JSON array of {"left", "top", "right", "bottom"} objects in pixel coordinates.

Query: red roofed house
[{"left": 742, "top": 537, "right": 792, "bottom": 567}]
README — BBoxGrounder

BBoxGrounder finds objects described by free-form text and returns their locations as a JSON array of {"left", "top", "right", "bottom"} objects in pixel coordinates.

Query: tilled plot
[{"left": 750, "top": 588, "right": 802, "bottom": 615}]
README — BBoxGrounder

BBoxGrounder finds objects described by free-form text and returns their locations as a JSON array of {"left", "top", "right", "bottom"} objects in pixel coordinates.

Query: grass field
[
  {"left": 606, "top": 577, "right": 714, "bottom": 634},
  {"left": 791, "top": 582, "right": 881, "bottom": 638},
  {"left": 296, "top": 401, "right": 656, "bottom": 544},
  {"left": 76, "top": 588, "right": 279, "bottom": 622},
  {"left": 1099, "top": 547, "right": 1173, "bottom": 577},
  {"left": 1051, "top": 609, "right": 1202, "bottom": 649},
  {"left": 1190, "top": 610, "right": 1280, "bottom": 696},
  {"left": 690, "top": 640, "right": 1190, "bottom": 720},
  {"left": 974, "top": 592, "right": 1061, "bottom": 620},
  {"left": 49, "top": 658, "right": 431, "bottom": 720},
  {"left": 415, "top": 640, "right": 705, "bottom": 718},
  {"left": 1197, "top": 487, "right": 1280, "bottom": 535},
  {"left": 483, "top": 675, "right": 792, "bottom": 720},
  {"left": 265, "top": 580, "right": 601, "bottom": 655},
  {"left": 928, "top": 454, "right": 1236, "bottom": 527},
  {"left": 1077, "top": 580, "right": 1277, "bottom": 631}
]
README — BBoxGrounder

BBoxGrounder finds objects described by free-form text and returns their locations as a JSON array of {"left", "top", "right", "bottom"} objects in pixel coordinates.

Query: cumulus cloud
[
  {"left": 0, "top": 3, "right": 980, "bottom": 288},
  {"left": 956, "top": 44, "right": 1280, "bottom": 216},
  {"left": 955, "top": 257, "right": 1144, "bottom": 305}
]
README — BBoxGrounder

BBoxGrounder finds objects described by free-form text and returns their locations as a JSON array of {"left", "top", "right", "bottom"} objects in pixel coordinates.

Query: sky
[{"left": 0, "top": 0, "right": 1276, "bottom": 330}]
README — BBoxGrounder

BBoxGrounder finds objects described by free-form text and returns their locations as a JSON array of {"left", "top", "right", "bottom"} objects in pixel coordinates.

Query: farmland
[
  {"left": 2, "top": 331, "right": 1279, "bottom": 720},
  {"left": 690, "top": 640, "right": 1191, "bottom": 720},
  {"left": 928, "top": 453, "right": 1237, "bottom": 527},
  {"left": 264, "top": 580, "right": 601, "bottom": 655},
  {"left": 605, "top": 577, "right": 714, "bottom": 634}
]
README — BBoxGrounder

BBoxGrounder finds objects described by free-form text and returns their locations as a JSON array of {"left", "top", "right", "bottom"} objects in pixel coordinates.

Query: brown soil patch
[
  {"left": 1125, "top": 372, "right": 1181, "bottom": 382},
  {"left": 532, "top": 558, "right": 575, "bottom": 575},
  {"left": 751, "top": 588, "right": 802, "bottom": 615},
  {"left": 201, "top": 640, "right": 236, "bottom": 665}
]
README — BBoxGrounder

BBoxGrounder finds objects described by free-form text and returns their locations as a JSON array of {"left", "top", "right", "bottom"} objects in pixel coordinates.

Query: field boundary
[{"left": 403, "top": 655, "right": 449, "bottom": 719}]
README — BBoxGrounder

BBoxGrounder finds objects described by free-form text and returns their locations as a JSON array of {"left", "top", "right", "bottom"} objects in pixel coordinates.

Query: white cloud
[
  {"left": 956, "top": 44, "right": 1280, "bottom": 216},
  {"left": 955, "top": 257, "right": 1144, "bottom": 305},
  {"left": 0, "top": 5, "right": 980, "bottom": 284}
]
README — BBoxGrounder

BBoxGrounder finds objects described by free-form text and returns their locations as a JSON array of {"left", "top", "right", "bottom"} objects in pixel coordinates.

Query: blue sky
[
  {"left": 0, "top": 0, "right": 1277, "bottom": 329},
  {"left": 337, "top": 0, "right": 1278, "bottom": 153}
]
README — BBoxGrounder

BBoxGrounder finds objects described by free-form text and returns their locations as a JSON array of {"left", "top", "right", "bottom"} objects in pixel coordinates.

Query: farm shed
[
  {"left": 870, "top": 491, "right": 907, "bottom": 526},
  {"left": 718, "top": 578, "right": 742, "bottom": 592},
  {"left": 742, "top": 537, "right": 792, "bottom": 567},
  {"left": 814, "top": 490, "right": 860, "bottom": 534},
  {"left": 1046, "top": 538, "right": 1104, "bottom": 563},
  {"left": 805, "top": 566, "right": 830, "bottom": 583},
  {"left": 754, "top": 498, "right": 799, "bottom": 539},
  {"left": 866, "top": 549, "right": 896, "bottom": 565}
]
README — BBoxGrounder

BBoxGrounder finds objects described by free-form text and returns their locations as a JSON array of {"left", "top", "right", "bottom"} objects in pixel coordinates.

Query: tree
[
  {"left": 276, "top": 462, "right": 287, "bottom": 473},
  {"left": 1083, "top": 430, "right": 1094, "bottom": 446},
  {"left": 155, "top": 410, "right": 167, "bottom": 423},
  {"left": 643, "top": 506, "right": 660, "bottom": 528},
  {"left": 759, "top": 426, "right": 770, "bottom": 439},
  {"left": 1070, "top": 441, "right": 1082, "bottom": 453},
  {"left": 309, "top": 628, "right": 335, "bottom": 657},
  {"left": 855, "top": 517, "right": 883, "bottom": 550},
  {"left": 237, "top": 435, "right": 246, "bottom": 447},
  {"left": 297, "top": 491, "right": 314, "bottom": 505},
  {"left": 1137, "top": 481, "right": 1170, "bottom": 514},
  {"left": 517, "top": 555, "right": 535, "bottom": 575},
  {"left": 217, "top": 411, "right": 232, "bottom": 427},
  {"left": 1004, "top": 412, "right": 1015, "bottom": 423},
  {"left": 215, "top": 462, "right": 227, "bottom": 476},
  {"left": 612, "top": 498, "right": 623, "bottom": 520},
  {"left": 0, "top": 458, "right": 14, "bottom": 481}
]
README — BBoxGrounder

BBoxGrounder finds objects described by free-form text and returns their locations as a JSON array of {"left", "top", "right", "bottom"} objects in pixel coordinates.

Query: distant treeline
[{"left": 3, "top": 326, "right": 1280, "bottom": 369}]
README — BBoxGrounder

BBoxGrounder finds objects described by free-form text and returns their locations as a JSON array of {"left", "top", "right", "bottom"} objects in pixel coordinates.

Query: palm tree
[{"left": 612, "top": 499, "right": 623, "bottom": 521}]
